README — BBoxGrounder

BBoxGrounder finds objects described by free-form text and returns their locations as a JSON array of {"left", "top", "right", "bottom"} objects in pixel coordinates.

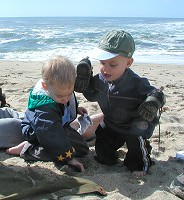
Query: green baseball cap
[{"left": 90, "top": 30, "right": 135, "bottom": 60}]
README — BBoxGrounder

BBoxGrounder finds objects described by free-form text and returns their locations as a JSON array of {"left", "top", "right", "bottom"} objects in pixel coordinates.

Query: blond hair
[{"left": 42, "top": 55, "right": 76, "bottom": 87}]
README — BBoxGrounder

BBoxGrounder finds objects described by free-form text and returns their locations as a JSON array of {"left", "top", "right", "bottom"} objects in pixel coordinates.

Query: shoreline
[{"left": 0, "top": 59, "right": 184, "bottom": 66}]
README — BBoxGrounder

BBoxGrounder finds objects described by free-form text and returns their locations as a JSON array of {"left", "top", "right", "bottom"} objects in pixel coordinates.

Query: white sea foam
[
  {"left": 0, "top": 17, "right": 184, "bottom": 64},
  {"left": 0, "top": 39, "right": 20, "bottom": 44}
]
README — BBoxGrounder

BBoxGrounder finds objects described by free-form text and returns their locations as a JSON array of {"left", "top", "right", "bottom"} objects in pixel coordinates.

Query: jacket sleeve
[{"left": 22, "top": 105, "right": 75, "bottom": 163}]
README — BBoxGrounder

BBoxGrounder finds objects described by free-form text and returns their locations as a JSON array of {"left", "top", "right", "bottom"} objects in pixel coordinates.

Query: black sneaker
[
  {"left": 0, "top": 88, "right": 10, "bottom": 107},
  {"left": 74, "top": 57, "right": 92, "bottom": 93},
  {"left": 138, "top": 87, "right": 166, "bottom": 121}
]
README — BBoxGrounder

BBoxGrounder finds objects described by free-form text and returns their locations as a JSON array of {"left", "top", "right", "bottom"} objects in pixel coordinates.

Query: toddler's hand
[
  {"left": 67, "top": 158, "right": 85, "bottom": 172},
  {"left": 77, "top": 106, "right": 88, "bottom": 115}
]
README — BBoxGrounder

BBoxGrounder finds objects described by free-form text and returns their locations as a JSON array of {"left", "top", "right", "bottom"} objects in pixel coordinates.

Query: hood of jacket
[{"left": 28, "top": 79, "right": 56, "bottom": 109}]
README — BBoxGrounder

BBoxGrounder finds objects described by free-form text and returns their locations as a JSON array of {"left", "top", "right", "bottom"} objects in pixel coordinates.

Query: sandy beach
[{"left": 0, "top": 60, "right": 184, "bottom": 199}]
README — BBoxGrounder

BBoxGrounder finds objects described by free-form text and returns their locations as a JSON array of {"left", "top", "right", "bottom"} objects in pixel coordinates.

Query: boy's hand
[
  {"left": 74, "top": 57, "right": 92, "bottom": 93},
  {"left": 77, "top": 106, "right": 88, "bottom": 115},
  {"left": 67, "top": 158, "right": 85, "bottom": 172}
]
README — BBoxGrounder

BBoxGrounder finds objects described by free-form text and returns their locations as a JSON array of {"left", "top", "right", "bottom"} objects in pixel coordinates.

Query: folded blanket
[{"left": 0, "top": 162, "right": 106, "bottom": 200}]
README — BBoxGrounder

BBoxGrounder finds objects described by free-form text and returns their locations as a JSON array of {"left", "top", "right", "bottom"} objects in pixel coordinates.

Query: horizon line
[{"left": 0, "top": 16, "right": 184, "bottom": 19}]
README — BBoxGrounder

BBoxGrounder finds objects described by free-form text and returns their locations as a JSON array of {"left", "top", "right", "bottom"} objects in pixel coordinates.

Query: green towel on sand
[{"left": 0, "top": 162, "right": 106, "bottom": 200}]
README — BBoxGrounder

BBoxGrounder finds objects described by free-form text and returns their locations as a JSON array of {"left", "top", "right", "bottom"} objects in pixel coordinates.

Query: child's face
[
  {"left": 46, "top": 82, "right": 74, "bottom": 104},
  {"left": 99, "top": 55, "right": 133, "bottom": 82}
]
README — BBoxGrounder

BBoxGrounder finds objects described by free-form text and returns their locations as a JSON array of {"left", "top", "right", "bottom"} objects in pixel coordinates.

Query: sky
[{"left": 0, "top": 0, "right": 184, "bottom": 18}]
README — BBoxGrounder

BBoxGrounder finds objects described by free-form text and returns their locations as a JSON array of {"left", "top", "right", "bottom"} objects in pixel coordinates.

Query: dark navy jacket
[
  {"left": 21, "top": 80, "right": 77, "bottom": 162},
  {"left": 83, "top": 68, "right": 156, "bottom": 138}
]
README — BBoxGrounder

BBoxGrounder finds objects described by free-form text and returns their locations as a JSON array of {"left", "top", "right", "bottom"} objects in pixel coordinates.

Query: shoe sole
[{"left": 76, "top": 61, "right": 91, "bottom": 79}]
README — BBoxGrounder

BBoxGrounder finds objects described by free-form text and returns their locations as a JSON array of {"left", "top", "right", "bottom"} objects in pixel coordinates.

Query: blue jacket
[
  {"left": 83, "top": 68, "right": 156, "bottom": 138},
  {"left": 21, "top": 80, "right": 77, "bottom": 162}
]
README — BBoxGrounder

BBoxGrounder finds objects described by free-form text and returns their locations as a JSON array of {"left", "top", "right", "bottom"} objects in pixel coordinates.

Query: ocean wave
[
  {"left": 0, "top": 38, "right": 20, "bottom": 44},
  {"left": 0, "top": 17, "right": 184, "bottom": 64}
]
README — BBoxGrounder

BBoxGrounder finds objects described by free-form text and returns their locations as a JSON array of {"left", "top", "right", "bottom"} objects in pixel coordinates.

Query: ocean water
[{"left": 0, "top": 17, "right": 184, "bottom": 64}]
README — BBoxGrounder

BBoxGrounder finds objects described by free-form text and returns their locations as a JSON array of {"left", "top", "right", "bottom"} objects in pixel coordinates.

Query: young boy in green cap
[{"left": 75, "top": 30, "right": 166, "bottom": 177}]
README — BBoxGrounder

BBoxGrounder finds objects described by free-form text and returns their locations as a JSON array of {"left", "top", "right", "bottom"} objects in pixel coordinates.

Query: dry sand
[{"left": 0, "top": 60, "right": 184, "bottom": 199}]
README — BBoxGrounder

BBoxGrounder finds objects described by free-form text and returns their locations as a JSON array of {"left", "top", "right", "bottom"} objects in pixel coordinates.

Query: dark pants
[
  {"left": 20, "top": 127, "right": 89, "bottom": 162},
  {"left": 95, "top": 125, "right": 153, "bottom": 172}
]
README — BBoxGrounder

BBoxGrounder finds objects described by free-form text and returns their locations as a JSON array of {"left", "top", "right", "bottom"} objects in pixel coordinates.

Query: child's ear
[
  {"left": 127, "top": 58, "right": 134, "bottom": 68},
  {"left": 42, "top": 81, "right": 48, "bottom": 90}
]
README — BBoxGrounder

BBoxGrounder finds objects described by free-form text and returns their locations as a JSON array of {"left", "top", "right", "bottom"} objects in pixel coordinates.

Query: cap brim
[{"left": 89, "top": 48, "right": 119, "bottom": 61}]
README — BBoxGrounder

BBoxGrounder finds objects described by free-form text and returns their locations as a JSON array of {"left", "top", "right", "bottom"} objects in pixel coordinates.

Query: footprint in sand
[{"left": 5, "top": 89, "right": 17, "bottom": 92}]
